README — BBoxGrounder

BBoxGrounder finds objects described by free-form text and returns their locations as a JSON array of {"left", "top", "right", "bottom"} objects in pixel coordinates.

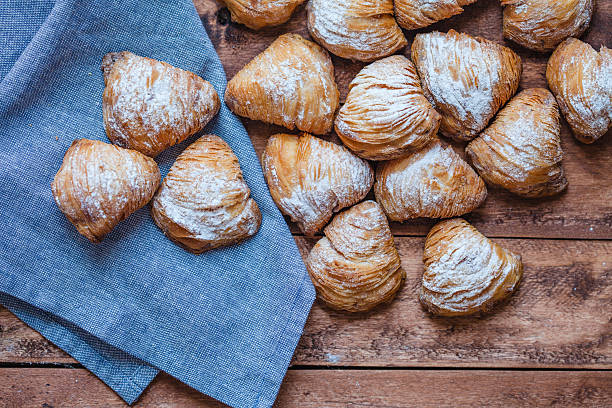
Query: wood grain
[
  {"left": 3, "top": 237, "right": 610, "bottom": 368},
  {"left": 193, "top": 0, "right": 612, "bottom": 239},
  {"left": 0, "top": 368, "right": 610, "bottom": 408}
]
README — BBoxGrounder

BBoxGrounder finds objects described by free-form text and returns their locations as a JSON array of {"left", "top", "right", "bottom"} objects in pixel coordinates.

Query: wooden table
[{"left": 1, "top": 1, "right": 611, "bottom": 406}]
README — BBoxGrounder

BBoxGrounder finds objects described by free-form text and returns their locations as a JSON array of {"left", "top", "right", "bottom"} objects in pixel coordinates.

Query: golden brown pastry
[
  {"left": 335, "top": 55, "right": 441, "bottom": 160},
  {"left": 306, "top": 0, "right": 407, "bottom": 62},
  {"left": 395, "top": 0, "right": 477, "bottom": 30},
  {"left": 420, "top": 218, "right": 523, "bottom": 316},
  {"left": 466, "top": 88, "right": 568, "bottom": 198},
  {"left": 306, "top": 200, "right": 404, "bottom": 312},
  {"left": 262, "top": 133, "right": 373, "bottom": 235},
  {"left": 501, "top": 0, "right": 593, "bottom": 52},
  {"left": 102, "top": 51, "right": 220, "bottom": 157},
  {"left": 546, "top": 38, "right": 612, "bottom": 144},
  {"left": 375, "top": 139, "right": 487, "bottom": 221},
  {"left": 411, "top": 30, "right": 522, "bottom": 142},
  {"left": 219, "top": 0, "right": 305, "bottom": 30},
  {"left": 151, "top": 135, "right": 261, "bottom": 253},
  {"left": 51, "top": 139, "right": 160, "bottom": 243},
  {"left": 225, "top": 34, "right": 339, "bottom": 135}
]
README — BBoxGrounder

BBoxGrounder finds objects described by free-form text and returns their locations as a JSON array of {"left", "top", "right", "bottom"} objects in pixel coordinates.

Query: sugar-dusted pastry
[
  {"left": 52, "top": 139, "right": 160, "bottom": 243},
  {"left": 151, "top": 135, "right": 261, "bottom": 253},
  {"left": 420, "top": 218, "right": 523, "bottom": 316},
  {"left": 306, "top": 201, "right": 404, "bottom": 312},
  {"left": 262, "top": 133, "right": 373, "bottom": 235},
  {"left": 546, "top": 38, "right": 612, "bottom": 144},
  {"left": 225, "top": 34, "right": 339, "bottom": 135},
  {"left": 501, "top": 0, "right": 593, "bottom": 52},
  {"left": 335, "top": 55, "right": 441, "bottom": 160},
  {"left": 466, "top": 88, "right": 568, "bottom": 198},
  {"left": 395, "top": 0, "right": 477, "bottom": 30},
  {"left": 219, "top": 0, "right": 305, "bottom": 30},
  {"left": 306, "top": 0, "right": 407, "bottom": 62},
  {"left": 411, "top": 30, "right": 522, "bottom": 142},
  {"left": 102, "top": 52, "right": 220, "bottom": 157},
  {"left": 375, "top": 139, "right": 487, "bottom": 221}
]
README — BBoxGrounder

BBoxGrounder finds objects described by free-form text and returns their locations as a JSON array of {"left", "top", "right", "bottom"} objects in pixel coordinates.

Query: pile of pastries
[{"left": 52, "top": 0, "right": 610, "bottom": 318}]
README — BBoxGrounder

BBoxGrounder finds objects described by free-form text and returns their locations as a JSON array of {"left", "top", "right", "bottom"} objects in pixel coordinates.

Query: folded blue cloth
[{"left": 0, "top": 1, "right": 315, "bottom": 407}]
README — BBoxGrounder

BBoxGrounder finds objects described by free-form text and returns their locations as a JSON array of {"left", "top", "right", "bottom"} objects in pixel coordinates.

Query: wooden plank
[
  {"left": 193, "top": 0, "right": 612, "bottom": 239},
  {"left": 0, "top": 368, "right": 610, "bottom": 407},
  {"left": 3, "top": 238, "right": 610, "bottom": 368}
]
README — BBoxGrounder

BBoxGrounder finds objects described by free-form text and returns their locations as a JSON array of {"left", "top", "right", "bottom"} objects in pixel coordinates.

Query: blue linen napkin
[{"left": 0, "top": 0, "right": 316, "bottom": 407}]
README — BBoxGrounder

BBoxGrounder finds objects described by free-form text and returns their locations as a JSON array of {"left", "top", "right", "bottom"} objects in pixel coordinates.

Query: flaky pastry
[
  {"left": 466, "top": 88, "right": 568, "bottom": 198},
  {"left": 219, "top": 0, "right": 305, "bottom": 30},
  {"left": 262, "top": 133, "right": 373, "bottom": 235},
  {"left": 151, "top": 135, "right": 261, "bottom": 253},
  {"left": 225, "top": 34, "right": 339, "bottom": 135},
  {"left": 335, "top": 55, "right": 441, "bottom": 160},
  {"left": 306, "top": 0, "right": 407, "bottom": 62},
  {"left": 306, "top": 201, "right": 404, "bottom": 312},
  {"left": 395, "top": 0, "right": 477, "bottom": 30},
  {"left": 52, "top": 139, "right": 160, "bottom": 243},
  {"left": 501, "top": 0, "right": 593, "bottom": 52},
  {"left": 411, "top": 30, "right": 522, "bottom": 142},
  {"left": 420, "top": 218, "right": 523, "bottom": 316},
  {"left": 102, "top": 51, "right": 220, "bottom": 157},
  {"left": 546, "top": 38, "right": 612, "bottom": 144},
  {"left": 375, "top": 139, "right": 487, "bottom": 221}
]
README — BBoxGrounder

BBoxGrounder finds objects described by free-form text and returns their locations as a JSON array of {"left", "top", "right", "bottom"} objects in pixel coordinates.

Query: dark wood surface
[{"left": 2, "top": 0, "right": 611, "bottom": 406}]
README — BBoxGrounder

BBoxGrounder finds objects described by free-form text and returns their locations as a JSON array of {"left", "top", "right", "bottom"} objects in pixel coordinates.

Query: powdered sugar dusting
[
  {"left": 420, "top": 218, "right": 522, "bottom": 315},
  {"left": 263, "top": 133, "right": 373, "bottom": 235},
  {"left": 335, "top": 55, "right": 440, "bottom": 160},
  {"left": 225, "top": 34, "right": 338, "bottom": 135},
  {"left": 152, "top": 135, "right": 260, "bottom": 251},
  {"left": 395, "top": 0, "right": 476, "bottom": 30},
  {"left": 375, "top": 139, "right": 486, "bottom": 220},
  {"left": 102, "top": 52, "right": 219, "bottom": 157},
  {"left": 307, "top": 0, "right": 407, "bottom": 62},
  {"left": 412, "top": 30, "right": 521, "bottom": 141}
]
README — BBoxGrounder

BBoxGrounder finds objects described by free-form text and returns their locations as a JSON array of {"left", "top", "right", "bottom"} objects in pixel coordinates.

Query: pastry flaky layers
[
  {"left": 501, "top": 0, "right": 593, "bottom": 52},
  {"left": 52, "top": 139, "right": 160, "bottom": 243},
  {"left": 420, "top": 218, "right": 523, "bottom": 316},
  {"left": 395, "top": 0, "right": 477, "bottom": 30},
  {"left": 335, "top": 55, "right": 441, "bottom": 160},
  {"left": 467, "top": 88, "right": 568, "bottom": 198},
  {"left": 306, "top": 201, "right": 404, "bottom": 312},
  {"left": 102, "top": 51, "right": 220, "bottom": 157},
  {"left": 219, "top": 0, "right": 305, "bottom": 30},
  {"left": 262, "top": 133, "right": 373, "bottom": 235},
  {"left": 307, "top": 0, "right": 407, "bottom": 62},
  {"left": 225, "top": 34, "right": 339, "bottom": 135},
  {"left": 152, "top": 135, "right": 261, "bottom": 254},
  {"left": 375, "top": 139, "right": 487, "bottom": 221},
  {"left": 546, "top": 38, "right": 612, "bottom": 144},
  {"left": 412, "top": 30, "right": 522, "bottom": 142}
]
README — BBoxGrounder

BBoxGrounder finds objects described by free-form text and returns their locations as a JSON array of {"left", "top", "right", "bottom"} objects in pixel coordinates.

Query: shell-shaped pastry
[
  {"left": 151, "top": 135, "right": 261, "bottom": 254},
  {"left": 411, "top": 30, "right": 522, "bottom": 142},
  {"left": 395, "top": 0, "right": 477, "bottom": 30},
  {"left": 374, "top": 139, "right": 487, "bottom": 221},
  {"left": 306, "top": 200, "right": 404, "bottom": 312},
  {"left": 102, "top": 51, "right": 220, "bottom": 157},
  {"left": 502, "top": 0, "right": 593, "bottom": 52},
  {"left": 225, "top": 34, "right": 339, "bottom": 135},
  {"left": 306, "top": 0, "right": 408, "bottom": 62},
  {"left": 466, "top": 88, "right": 568, "bottom": 198},
  {"left": 335, "top": 55, "right": 441, "bottom": 160},
  {"left": 546, "top": 38, "right": 612, "bottom": 144},
  {"left": 420, "top": 218, "right": 523, "bottom": 316},
  {"left": 262, "top": 133, "right": 373, "bottom": 235},
  {"left": 219, "top": 0, "right": 305, "bottom": 30},
  {"left": 51, "top": 139, "right": 160, "bottom": 243}
]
